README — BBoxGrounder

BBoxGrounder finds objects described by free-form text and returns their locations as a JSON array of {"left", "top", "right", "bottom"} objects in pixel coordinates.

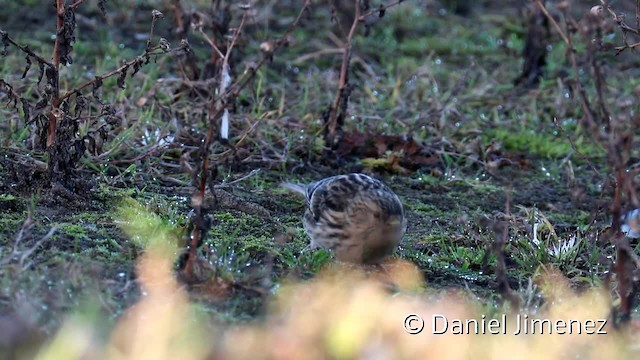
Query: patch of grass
[
  {"left": 407, "top": 201, "right": 442, "bottom": 215},
  {"left": 488, "top": 127, "right": 604, "bottom": 159},
  {"left": 0, "top": 193, "right": 17, "bottom": 200},
  {"left": 0, "top": 211, "right": 26, "bottom": 241},
  {"left": 207, "top": 212, "right": 273, "bottom": 267},
  {"left": 547, "top": 210, "right": 592, "bottom": 230}
]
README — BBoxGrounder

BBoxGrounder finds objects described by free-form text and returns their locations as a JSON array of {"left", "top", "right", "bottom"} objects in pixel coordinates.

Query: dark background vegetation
[{"left": 2, "top": 0, "right": 640, "bottom": 356}]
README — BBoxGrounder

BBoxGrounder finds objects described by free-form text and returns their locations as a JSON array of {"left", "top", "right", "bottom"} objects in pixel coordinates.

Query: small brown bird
[{"left": 283, "top": 173, "right": 406, "bottom": 264}]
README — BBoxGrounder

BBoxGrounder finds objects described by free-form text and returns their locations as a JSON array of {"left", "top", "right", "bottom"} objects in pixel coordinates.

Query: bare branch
[
  {"left": 0, "top": 30, "right": 55, "bottom": 68},
  {"left": 533, "top": 0, "right": 570, "bottom": 46}
]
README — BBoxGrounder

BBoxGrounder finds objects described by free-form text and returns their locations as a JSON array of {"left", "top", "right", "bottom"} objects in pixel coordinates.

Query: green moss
[
  {"left": 488, "top": 128, "right": 604, "bottom": 159},
  {"left": 60, "top": 223, "right": 90, "bottom": 239},
  {"left": 0, "top": 194, "right": 17, "bottom": 201},
  {"left": 548, "top": 210, "right": 592, "bottom": 230},
  {"left": 408, "top": 202, "right": 441, "bottom": 214},
  {"left": 0, "top": 212, "right": 26, "bottom": 243}
]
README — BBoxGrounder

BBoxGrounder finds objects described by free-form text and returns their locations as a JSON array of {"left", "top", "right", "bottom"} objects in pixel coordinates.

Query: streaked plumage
[{"left": 283, "top": 173, "right": 406, "bottom": 264}]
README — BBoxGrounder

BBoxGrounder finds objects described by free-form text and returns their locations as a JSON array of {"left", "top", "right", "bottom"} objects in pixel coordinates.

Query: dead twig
[
  {"left": 184, "top": 6, "right": 250, "bottom": 280},
  {"left": 324, "top": 0, "right": 361, "bottom": 146},
  {"left": 182, "top": 1, "right": 314, "bottom": 281},
  {"left": 537, "top": 0, "right": 640, "bottom": 324},
  {"left": 0, "top": 215, "right": 58, "bottom": 271},
  {"left": 225, "top": 0, "right": 313, "bottom": 98},
  {"left": 323, "top": 0, "right": 408, "bottom": 147},
  {"left": 489, "top": 189, "right": 520, "bottom": 309},
  {"left": 534, "top": 0, "right": 599, "bottom": 134}
]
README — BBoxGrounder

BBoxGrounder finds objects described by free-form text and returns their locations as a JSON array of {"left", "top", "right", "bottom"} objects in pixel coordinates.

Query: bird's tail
[{"left": 280, "top": 182, "right": 306, "bottom": 196}]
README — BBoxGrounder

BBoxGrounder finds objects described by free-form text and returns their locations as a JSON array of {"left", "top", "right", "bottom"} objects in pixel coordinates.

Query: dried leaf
[
  {"left": 21, "top": 53, "right": 31, "bottom": 79},
  {"left": 20, "top": 97, "right": 30, "bottom": 121},
  {"left": 98, "top": 0, "right": 108, "bottom": 17},
  {"left": 336, "top": 131, "right": 442, "bottom": 171},
  {"left": 32, "top": 98, "right": 48, "bottom": 122},
  {"left": 0, "top": 80, "right": 17, "bottom": 109},
  {"left": 0, "top": 30, "right": 9, "bottom": 56},
  {"left": 37, "top": 62, "right": 44, "bottom": 85},
  {"left": 74, "top": 93, "right": 88, "bottom": 115},
  {"left": 132, "top": 57, "right": 143, "bottom": 76},
  {"left": 34, "top": 98, "right": 48, "bottom": 111},
  {"left": 59, "top": 7, "right": 77, "bottom": 66},
  {"left": 117, "top": 66, "right": 128, "bottom": 89},
  {"left": 92, "top": 77, "right": 103, "bottom": 99},
  {"left": 45, "top": 65, "right": 57, "bottom": 90},
  {"left": 84, "top": 134, "right": 97, "bottom": 155}
]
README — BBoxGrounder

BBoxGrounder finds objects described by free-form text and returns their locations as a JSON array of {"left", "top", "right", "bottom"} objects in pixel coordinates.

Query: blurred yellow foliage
[{"left": 32, "top": 200, "right": 637, "bottom": 359}]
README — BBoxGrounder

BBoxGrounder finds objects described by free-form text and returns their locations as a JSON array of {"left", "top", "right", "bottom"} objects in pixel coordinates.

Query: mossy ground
[{"left": 0, "top": 0, "right": 636, "bottom": 335}]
